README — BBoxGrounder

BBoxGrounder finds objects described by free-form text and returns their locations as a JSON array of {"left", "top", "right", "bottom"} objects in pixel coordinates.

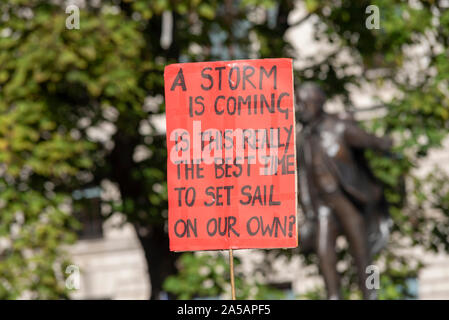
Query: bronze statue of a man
[{"left": 296, "top": 82, "right": 392, "bottom": 300}]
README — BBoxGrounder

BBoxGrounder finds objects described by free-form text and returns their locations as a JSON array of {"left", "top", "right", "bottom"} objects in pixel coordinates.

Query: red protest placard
[{"left": 164, "top": 58, "right": 297, "bottom": 251}]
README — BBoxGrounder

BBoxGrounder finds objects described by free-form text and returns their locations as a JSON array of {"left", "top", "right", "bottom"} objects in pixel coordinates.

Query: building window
[{"left": 72, "top": 187, "right": 103, "bottom": 240}]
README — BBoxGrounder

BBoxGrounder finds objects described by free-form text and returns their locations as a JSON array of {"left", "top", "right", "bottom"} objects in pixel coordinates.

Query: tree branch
[
  {"left": 348, "top": 104, "right": 387, "bottom": 112},
  {"left": 289, "top": 12, "right": 312, "bottom": 28}
]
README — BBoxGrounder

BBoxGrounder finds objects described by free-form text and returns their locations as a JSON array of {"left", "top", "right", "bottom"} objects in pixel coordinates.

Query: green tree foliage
[
  {"left": 0, "top": 0, "right": 152, "bottom": 298},
  {"left": 1, "top": 0, "right": 449, "bottom": 299},
  {"left": 163, "top": 252, "right": 285, "bottom": 299}
]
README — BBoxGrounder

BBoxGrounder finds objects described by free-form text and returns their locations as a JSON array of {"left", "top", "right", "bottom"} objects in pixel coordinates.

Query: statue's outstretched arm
[{"left": 343, "top": 121, "right": 392, "bottom": 152}]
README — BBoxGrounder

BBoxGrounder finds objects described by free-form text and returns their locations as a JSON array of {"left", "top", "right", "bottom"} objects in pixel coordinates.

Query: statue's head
[{"left": 295, "top": 82, "right": 326, "bottom": 124}]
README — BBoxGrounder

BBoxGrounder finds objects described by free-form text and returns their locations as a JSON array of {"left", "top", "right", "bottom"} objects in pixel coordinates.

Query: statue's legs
[
  {"left": 316, "top": 206, "right": 340, "bottom": 299},
  {"left": 366, "top": 196, "right": 392, "bottom": 258},
  {"left": 299, "top": 218, "right": 317, "bottom": 254},
  {"left": 323, "top": 191, "right": 377, "bottom": 300}
]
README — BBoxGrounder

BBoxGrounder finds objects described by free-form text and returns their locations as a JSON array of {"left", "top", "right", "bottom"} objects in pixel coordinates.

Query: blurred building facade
[{"left": 69, "top": 213, "right": 149, "bottom": 299}]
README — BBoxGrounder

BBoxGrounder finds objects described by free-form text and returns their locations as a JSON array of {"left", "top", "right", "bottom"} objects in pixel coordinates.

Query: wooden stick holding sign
[
  {"left": 164, "top": 58, "right": 297, "bottom": 299},
  {"left": 229, "top": 249, "right": 236, "bottom": 300}
]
